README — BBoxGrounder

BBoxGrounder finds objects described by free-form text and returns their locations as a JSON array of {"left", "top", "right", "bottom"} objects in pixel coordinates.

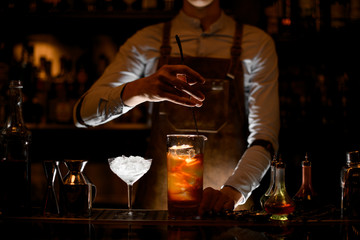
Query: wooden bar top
[{"left": 1, "top": 208, "right": 360, "bottom": 239}]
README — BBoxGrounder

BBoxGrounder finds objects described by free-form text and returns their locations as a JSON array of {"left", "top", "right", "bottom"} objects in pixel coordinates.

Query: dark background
[{"left": 1, "top": 0, "right": 359, "bottom": 209}]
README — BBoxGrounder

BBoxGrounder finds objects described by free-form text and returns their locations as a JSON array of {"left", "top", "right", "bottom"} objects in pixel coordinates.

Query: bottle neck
[
  {"left": 275, "top": 166, "right": 286, "bottom": 191},
  {"left": 270, "top": 164, "right": 276, "bottom": 185},
  {"left": 5, "top": 84, "right": 25, "bottom": 128},
  {"left": 302, "top": 164, "right": 312, "bottom": 185},
  {"left": 265, "top": 164, "right": 276, "bottom": 195}
]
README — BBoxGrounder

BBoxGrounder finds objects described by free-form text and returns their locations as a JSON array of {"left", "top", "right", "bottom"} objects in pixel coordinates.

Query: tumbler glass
[{"left": 167, "top": 134, "right": 207, "bottom": 219}]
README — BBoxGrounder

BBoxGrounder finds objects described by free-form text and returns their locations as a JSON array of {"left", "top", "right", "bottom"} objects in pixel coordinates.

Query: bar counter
[{"left": 1, "top": 208, "right": 360, "bottom": 239}]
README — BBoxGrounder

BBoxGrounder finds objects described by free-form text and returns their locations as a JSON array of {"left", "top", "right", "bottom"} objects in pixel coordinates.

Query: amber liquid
[
  {"left": 167, "top": 152, "right": 203, "bottom": 218},
  {"left": 264, "top": 203, "right": 295, "bottom": 215}
]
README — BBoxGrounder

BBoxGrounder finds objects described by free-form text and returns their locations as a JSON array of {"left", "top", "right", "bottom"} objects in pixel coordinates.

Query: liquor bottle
[
  {"left": 330, "top": 0, "right": 348, "bottom": 29},
  {"left": 163, "top": 0, "right": 174, "bottom": 11},
  {"left": 260, "top": 154, "right": 278, "bottom": 210},
  {"left": 349, "top": 0, "right": 360, "bottom": 20},
  {"left": 74, "top": 59, "right": 90, "bottom": 99},
  {"left": 51, "top": 57, "right": 74, "bottom": 124},
  {"left": 22, "top": 45, "right": 37, "bottom": 97},
  {"left": 298, "top": 0, "right": 321, "bottom": 32},
  {"left": 264, "top": 155, "right": 295, "bottom": 221},
  {"left": 0, "top": 41, "right": 11, "bottom": 125},
  {"left": 293, "top": 153, "right": 318, "bottom": 213},
  {"left": 279, "top": 0, "right": 293, "bottom": 36},
  {"left": 142, "top": 0, "right": 157, "bottom": 10},
  {"left": 341, "top": 150, "right": 360, "bottom": 219},
  {"left": 18, "top": 44, "right": 41, "bottom": 124},
  {"left": 36, "top": 57, "right": 52, "bottom": 124},
  {"left": 0, "top": 80, "right": 32, "bottom": 216},
  {"left": 264, "top": 0, "right": 280, "bottom": 35}
]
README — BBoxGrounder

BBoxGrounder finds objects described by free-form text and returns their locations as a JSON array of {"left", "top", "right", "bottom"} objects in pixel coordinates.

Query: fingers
[
  {"left": 214, "top": 194, "right": 234, "bottom": 213},
  {"left": 138, "top": 64, "right": 205, "bottom": 107},
  {"left": 161, "top": 92, "right": 203, "bottom": 107},
  {"left": 159, "top": 83, "right": 203, "bottom": 107},
  {"left": 198, "top": 187, "right": 234, "bottom": 216},
  {"left": 162, "top": 64, "right": 205, "bottom": 91},
  {"left": 164, "top": 64, "right": 206, "bottom": 85},
  {"left": 199, "top": 187, "right": 218, "bottom": 216},
  {"left": 156, "top": 65, "right": 205, "bottom": 106}
]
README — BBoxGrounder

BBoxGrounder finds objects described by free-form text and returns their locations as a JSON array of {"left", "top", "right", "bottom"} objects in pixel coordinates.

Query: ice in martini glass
[{"left": 108, "top": 155, "right": 152, "bottom": 216}]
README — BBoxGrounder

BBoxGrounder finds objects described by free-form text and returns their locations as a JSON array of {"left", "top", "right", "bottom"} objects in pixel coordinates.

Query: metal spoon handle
[{"left": 175, "top": 34, "right": 199, "bottom": 135}]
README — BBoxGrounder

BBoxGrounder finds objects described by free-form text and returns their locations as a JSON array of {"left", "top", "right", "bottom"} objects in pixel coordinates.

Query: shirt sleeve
[
  {"left": 224, "top": 29, "right": 280, "bottom": 205},
  {"left": 73, "top": 24, "right": 162, "bottom": 128}
]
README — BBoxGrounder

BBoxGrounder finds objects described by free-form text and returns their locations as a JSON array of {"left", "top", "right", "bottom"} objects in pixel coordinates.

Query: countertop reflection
[{"left": 1, "top": 209, "right": 360, "bottom": 240}]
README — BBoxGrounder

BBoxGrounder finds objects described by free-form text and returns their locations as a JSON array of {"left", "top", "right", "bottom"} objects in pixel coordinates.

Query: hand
[
  {"left": 122, "top": 64, "right": 206, "bottom": 107},
  {"left": 198, "top": 186, "right": 241, "bottom": 216}
]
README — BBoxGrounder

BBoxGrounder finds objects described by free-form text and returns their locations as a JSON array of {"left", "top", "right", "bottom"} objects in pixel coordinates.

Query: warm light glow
[
  {"left": 282, "top": 18, "right": 292, "bottom": 26},
  {"left": 12, "top": 34, "right": 84, "bottom": 76},
  {"left": 70, "top": 175, "right": 76, "bottom": 184}
]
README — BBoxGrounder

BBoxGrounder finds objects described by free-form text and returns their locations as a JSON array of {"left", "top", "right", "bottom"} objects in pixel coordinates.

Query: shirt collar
[{"left": 175, "top": 10, "right": 227, "bottom": 34}]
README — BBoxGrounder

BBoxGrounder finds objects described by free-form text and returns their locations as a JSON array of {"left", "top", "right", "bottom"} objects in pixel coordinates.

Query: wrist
[
  {"left": 221, "top": 185, "right": 242, "bottom": 205},
  {"left": 121, "top": 81, "right": 143, "bottom": 107}
]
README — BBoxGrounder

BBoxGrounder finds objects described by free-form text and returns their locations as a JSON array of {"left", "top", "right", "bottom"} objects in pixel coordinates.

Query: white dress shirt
[{"left": 74, "top": 10, "right": 280, "bottom": 206}]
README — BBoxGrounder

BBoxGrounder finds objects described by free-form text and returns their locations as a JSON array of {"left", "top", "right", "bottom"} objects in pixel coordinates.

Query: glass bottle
[
  {"left": 260, "top": 154, "right": 278, "bottom": 210},
  {"left": 341, "top": 150, "right": 360, "bottom": 219},
  {"left": 264, "top": 156, "right": 295, "bottom": 221},
  {"left": 293, "top": 153, "right": 318, "bottom": 213},
  {"left": 0, "top": 80, "right": 32, "bottom": 216},
  {"left": 330, "top": 0, "right": 347, "bottom": 29},
  {"left": 48, "top": 57, "right": 73, "bottom": 124}
]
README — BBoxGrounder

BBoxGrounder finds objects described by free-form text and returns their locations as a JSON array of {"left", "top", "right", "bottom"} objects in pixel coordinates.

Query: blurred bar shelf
[
  {"left": 26, "top": 122, "right": 151, "bottom": 130},
  {"left": 0, "top": 10, "right": 176, "bottom": 35}
]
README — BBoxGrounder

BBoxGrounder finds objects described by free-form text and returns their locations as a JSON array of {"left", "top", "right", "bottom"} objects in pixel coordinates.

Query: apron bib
[{"left": 135, "top": 21, "right": 247, "bottom": 210}]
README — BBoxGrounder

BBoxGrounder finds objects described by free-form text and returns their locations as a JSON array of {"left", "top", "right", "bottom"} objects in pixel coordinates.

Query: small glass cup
[{"left": 167, "top": 134, "right": 207, "bottom": 219}]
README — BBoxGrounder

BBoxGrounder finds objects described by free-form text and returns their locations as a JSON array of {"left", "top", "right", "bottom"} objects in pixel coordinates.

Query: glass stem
[{"left": 128, "top": 184, "right": 133, "bottom": 214}]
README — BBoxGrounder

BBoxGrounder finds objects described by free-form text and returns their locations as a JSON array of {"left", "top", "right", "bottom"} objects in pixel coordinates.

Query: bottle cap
[
  {"left": 276, "top": 155, "right": 285, "bottom": 168},
  {"left": 302, "top": 152, "right": 311, "bottom": 167}
]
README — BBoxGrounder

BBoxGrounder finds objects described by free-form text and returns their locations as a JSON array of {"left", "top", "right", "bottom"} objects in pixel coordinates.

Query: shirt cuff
[
  {"left": 223, "top": 145, "right": 271, "bottom": 206},
  {"left": 107, "top": 84, "right": 132, "bottom": 116},
  {"left": 119, "top": 83, "right": 133, "bottom": 113}
]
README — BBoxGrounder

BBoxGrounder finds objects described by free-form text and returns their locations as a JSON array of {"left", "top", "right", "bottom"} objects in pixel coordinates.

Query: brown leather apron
[{"left": 135, "top": 21, "right": 248, "bottom": 210}]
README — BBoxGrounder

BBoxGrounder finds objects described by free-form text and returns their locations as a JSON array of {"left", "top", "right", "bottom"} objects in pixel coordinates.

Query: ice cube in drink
[{"left": 167, "top": 144, "right": 203, "bottom": 218}]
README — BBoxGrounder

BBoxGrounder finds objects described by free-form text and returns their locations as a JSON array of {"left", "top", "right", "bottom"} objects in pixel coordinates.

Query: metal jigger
[{"left": 42, "top": 160, "right": 60, "bottom": 216}]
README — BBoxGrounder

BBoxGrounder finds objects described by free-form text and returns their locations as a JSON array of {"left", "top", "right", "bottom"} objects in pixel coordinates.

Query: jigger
[{"left": 42, "top": 160, "right": 60, "bottom": 216}]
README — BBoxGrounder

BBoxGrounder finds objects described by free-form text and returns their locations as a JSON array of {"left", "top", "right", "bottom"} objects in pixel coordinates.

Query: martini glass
[{"left": 108, "top": 155, "right": 152, "bottom": 217}]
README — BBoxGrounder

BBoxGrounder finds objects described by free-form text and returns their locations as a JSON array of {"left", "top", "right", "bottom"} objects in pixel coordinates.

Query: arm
[
  {"left": 73, "top": 34, "right": 148, "bottom": 128},
  {"left": 199, "top": 29, "right": 280, "bottom": 214},
  {"left": 224, "top": 30, "right": 280, "bottom": 207},
  {"left": 73, "top": 25, "right": 206, "bottom": 128}
]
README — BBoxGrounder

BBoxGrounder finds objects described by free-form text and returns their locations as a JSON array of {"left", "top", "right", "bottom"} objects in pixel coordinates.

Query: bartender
[{"left": 73, "top": 0, "right": 280, "bottom": 214}]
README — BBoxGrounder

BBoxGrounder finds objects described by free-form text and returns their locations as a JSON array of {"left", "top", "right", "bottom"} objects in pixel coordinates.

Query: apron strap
[
  {"left": 227, "top": 22, "right": 247, "bottom": 129},
  {"left": 158, "top": 21, "right": 172, "bottom": 68},
  {"left": 227, "top": 22, "right": 243, "bottom": 80}
]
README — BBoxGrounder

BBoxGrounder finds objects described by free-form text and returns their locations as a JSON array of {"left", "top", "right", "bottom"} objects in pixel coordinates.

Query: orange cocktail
[{"left": 166, "top": 135, "right": 207, "bottom": 218}]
